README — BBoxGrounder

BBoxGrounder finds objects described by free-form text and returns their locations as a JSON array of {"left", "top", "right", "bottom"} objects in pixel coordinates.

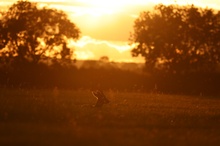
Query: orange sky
[{"left": 1, "top": 0, "right": 220, "bottom": 62}]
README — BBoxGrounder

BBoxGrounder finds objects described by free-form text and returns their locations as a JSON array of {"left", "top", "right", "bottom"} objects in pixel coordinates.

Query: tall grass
[{"left": 0, "top": 88, "right": 219, "bottom": 146}]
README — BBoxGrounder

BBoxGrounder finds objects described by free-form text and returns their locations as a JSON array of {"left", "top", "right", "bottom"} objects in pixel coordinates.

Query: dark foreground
[{"left": 0, "top": 89, "right": 220, "bottom": 146}]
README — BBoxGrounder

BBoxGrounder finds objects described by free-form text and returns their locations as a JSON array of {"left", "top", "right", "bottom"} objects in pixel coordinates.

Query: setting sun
[{"left": 77, "top": 0, "right": 148, "bottom": 8}]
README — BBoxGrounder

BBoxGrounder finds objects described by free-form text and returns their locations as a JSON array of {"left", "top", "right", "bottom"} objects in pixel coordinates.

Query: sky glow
[{"left": 1, "top": 0, "right": 220, "bottom": 62}]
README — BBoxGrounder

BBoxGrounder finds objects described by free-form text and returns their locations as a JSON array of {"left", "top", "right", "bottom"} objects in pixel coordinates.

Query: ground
[{"left": 0, "top": 88, "right": 220, "bottom": 146}]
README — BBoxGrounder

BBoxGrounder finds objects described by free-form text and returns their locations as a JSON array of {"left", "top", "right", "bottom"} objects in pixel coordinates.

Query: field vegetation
[
  {"left": 0, "top": 88, "right": 219, "bottom": 146},
  {"left": 0, "top": 2, "right": 220, "bottom": 146}
]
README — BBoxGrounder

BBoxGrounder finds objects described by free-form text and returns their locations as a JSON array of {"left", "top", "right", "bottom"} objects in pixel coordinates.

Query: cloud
[{"left": 70, "top": 36, "right": 144, "bottom": 62}]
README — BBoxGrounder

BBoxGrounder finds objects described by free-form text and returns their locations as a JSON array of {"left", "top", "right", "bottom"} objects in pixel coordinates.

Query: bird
[{"left": 92, "top": 90, "right": 110, "bottom": 107}]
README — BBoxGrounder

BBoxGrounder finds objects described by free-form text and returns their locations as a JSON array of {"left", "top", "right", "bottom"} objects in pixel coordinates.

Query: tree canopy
[
  {"left": 130, "top": 4, "right": 220, "bottom": 74},
  {"left": 0, "top": 0, "right": 80, "bottom": 65}
]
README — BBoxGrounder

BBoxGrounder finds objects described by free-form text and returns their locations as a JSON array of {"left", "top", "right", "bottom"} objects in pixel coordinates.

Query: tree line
[{"left": 0, "top": 1, "right": 220, "bottom": 95}]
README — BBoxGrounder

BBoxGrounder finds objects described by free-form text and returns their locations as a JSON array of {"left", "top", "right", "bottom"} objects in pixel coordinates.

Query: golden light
[
  {"left": 75, "top": 0, "right": 154, "bottom": 14},
  {"left": 76, "top": 0, "right": 220, "bottom": 11},
  {"left": 2, "top": 0, "right": 218, "bottom": 62},
  {"left": 77, "top": 0, "right": 138, "bottom": 8},
  {"left": 37, "top": 0, "right": 220, "bottom": 63}
]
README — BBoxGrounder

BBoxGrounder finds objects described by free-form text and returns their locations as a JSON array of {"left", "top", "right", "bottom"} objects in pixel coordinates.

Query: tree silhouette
[
  {"left": 0, "top": 0, "right": 80, "bottom": 65},
  {"left": 130, "top": 4, "right": 220, "bottom": 74}
]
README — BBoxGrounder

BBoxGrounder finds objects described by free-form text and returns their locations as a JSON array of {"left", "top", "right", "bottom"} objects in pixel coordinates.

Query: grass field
[{"left": 0, "top": 88, "right": 220, "bottom": 146}]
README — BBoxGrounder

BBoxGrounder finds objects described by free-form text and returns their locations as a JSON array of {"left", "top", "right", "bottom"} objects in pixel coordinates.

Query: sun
[
  {"left": 77, "top": 0, "right": 154, "bottom": 11},
  {"left": 78, "top": 0, "right": 130, "bottom": 8}
]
